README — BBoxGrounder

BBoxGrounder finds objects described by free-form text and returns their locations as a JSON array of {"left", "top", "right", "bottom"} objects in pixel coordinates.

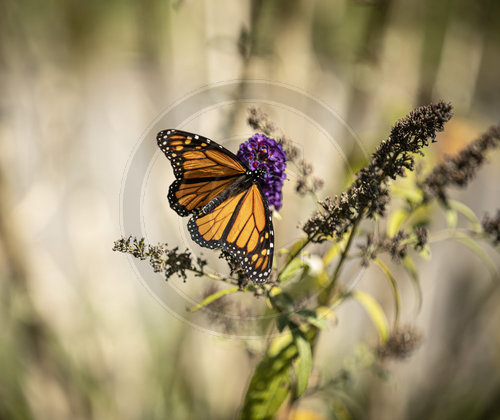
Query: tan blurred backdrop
[{"left": 1, "top": 1, "right": 499, "bottom": 419}]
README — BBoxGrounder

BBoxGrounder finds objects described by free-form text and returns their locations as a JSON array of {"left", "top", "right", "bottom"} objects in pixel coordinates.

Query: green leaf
[
  {"left": 444, "top": 207, "right": 458, "bottom": 229},
  {"left": 276, "top": 314, "right": 289, "bottom": 333},
  {"left": 188, "top": 286, "right": 239, "bottom": 312},
  {"left": 278, "top": 258, "right": 306, "bottom": 283},
  {"left": 401, "top": 255, "right": 422, "bottom": 311},
  {"left": 448, "top": 199, "right": 481, "bottom": 231},
  {"left": 288, "top": 237, "right": 309, "bottom": 260},
  {"left": 240, "top": 367, "right": 291, "bottom": 420},
  {"left": 406, "top": 204, "right": 432, "bottom": 228},
  {"left": 293, "top": 331, "right": 312, "bottom": 398},
  {"left": 270, "top": 291, "right": 295, "bottom": 312},
  {"left": 323, "top": 233, "right": 349, "bottom": 266},
  {"left": 323, "top": 242, "right": 341, "bottom": 265},
  {"left": 296, "top": 309, "right": 328, "bottom": 330},
  {"left": 240, "top": 328, "right": 317, "bottom": 419},
  {"left": 387, "top": 209, "right": 409, "bottom": 237},
  {"left": 316, "top": 306, "right": 336, "bottom": 323},
  {"left": 373, "top": 258, "right": 401, "bottom": 327},
  {"left": 453, "top": 232, "right": 498, "bottom": 279},
  {"left": 317, "top": 269, "right": 329, "bottom": 287},
  {"left": 352, "top": 290, "right": 389, "bottom": 342},
  {"left": 268, "top": 331, "right": 294, "bottom": 355},
  {"left": 240, "top": 333, "right": 296, "bottom": 420}
]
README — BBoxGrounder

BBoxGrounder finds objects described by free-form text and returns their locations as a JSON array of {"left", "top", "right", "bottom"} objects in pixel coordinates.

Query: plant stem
[{"left": 320, "top": 218, "right": 361, "bottom": 306}]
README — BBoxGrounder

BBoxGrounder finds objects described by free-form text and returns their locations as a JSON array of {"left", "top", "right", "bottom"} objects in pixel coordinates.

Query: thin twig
[{"left": 321, "top": 218, "right": 361, "bottom": 306}]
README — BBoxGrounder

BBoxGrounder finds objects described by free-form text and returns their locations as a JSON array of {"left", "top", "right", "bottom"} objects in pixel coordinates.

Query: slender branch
[{"left": 320, "top": 218, "right": 361, "bottom": 306}]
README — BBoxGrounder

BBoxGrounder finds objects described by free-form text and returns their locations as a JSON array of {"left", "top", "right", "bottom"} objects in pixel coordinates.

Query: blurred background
[{"left": 1, "top": 0, "right": 499, "bottom": 419}]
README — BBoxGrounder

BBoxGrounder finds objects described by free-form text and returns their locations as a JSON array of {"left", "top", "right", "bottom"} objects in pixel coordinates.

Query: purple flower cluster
[{"left": 237, "top": 133, "right": 287, "bottom": 210}]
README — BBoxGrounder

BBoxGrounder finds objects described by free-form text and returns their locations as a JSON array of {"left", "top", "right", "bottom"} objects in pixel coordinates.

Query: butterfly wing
[
  {"left": 157, "top": 129, "right": 247, "bottom": 216},
  {"left": 188, "top": 183, "right": 274, "bottom": 283}
]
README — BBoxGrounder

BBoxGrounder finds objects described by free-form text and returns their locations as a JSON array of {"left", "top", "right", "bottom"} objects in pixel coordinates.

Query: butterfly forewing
[{"left": 157, "top": 130, "right": 247, "bottom": 216}]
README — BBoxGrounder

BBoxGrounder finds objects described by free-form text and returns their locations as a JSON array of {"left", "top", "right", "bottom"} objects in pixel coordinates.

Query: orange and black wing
[
  {"left": 188, "top": 183, "right": 274, "bottom": 283},
  {"left": 157, "top": 129, "right": 247, "bottom": 217}
]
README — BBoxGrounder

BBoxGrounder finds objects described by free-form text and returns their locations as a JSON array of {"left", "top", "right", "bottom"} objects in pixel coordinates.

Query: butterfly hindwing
[
  {"left": 188, "top": 184, "right": 273, "bottom": 283},
  {"left": 167, "top": 178, "right": 235, "bottom": 217}
]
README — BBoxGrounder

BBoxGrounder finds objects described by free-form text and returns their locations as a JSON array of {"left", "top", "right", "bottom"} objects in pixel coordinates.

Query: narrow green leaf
[
  {"left": 444, "top": 207, "right": 458, "bottom": 229},
  {"left": 453, "top": 232, "right": 498, "bottom": 279},
  {"left": 323, "top": 233, "right": 349, "bottom": 266},
  {"left": 276, "top": 314, "right": 289, "bottom": 333},
  {"left": 387, "top": 209, "right": 409, "bottom": 237},
  {"left": 288, "top": 237, "right": 309, "bottom": 260},
  {"left": 401, "top": 255, "right": 422, "bottom": 311},
  {"left": 316, "top": 306, "right": 336, "bottom": 323},
  {"left": 240, "top": 333, "right": 296, "bottom": 420},
  {"left": 268, "top": 330, "right": 294, "bottom": 354},
  {"left": 240, "top": 328, "right": 317, "bottom": 419},
  {"left": 279, "top": 258, "right": 306, "bottom": 283},
  {"left": 373, "top": 258, "right": 401, "bottom": 327},
  {"left": 293, "top": 331, "right": 312, "bottom": 398},
  {"left": 317, "top": 269, "right": 329, "bottom": 287},
  {"left": 448, "top": 199, "right": 481, "bottom": 231},
  {"left": 240, "top": 368, "right": 291, "bottom": 420},
  {"left": 271, "top": 291, "right": 295, "bottom": 312},
  {"left": 188, "top": 286, "right": 239, "bottom": 312},
  {"left": 352, "top": 290, "right": 389, "bottom": 342},
  {"left": 405, "top": 203, "right": 432, "bottom": 227},
  {"left": 323, "top": 243, "right": 340, "bottom": 265},
  {"left": 296, "top": 309, "right": 328, "bottom": 330}
]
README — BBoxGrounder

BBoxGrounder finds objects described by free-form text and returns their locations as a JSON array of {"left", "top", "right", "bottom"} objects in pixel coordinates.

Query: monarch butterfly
[{"left": 157, "top": 129, "right": 276, "bottom": 283}]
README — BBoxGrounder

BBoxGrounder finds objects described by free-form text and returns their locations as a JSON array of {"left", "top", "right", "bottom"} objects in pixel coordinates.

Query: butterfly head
[{"left": 247, "top": 167, "right": 266, "bottom": 182}]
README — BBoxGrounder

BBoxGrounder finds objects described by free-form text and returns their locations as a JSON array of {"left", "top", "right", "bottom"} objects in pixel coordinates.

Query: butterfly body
[
  {"left": 157, "top": 129, "right": 274, "bottom": 283},
  {"left": 199, "top": 168, "right": 265, "bottom": 215}
]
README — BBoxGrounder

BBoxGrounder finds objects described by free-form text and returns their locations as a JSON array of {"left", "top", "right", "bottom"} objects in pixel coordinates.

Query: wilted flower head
[
  {"left": 303, "top": 101, "right": 453, "bottom": 242},
  {"left": 113, "top": 236, "right": 206, "bottom": 282},
  {"left": 482, "top": 210, "right": 500, "bottom": 246},
  {"left": 238, "top": 133, "right": 287, "bottom": 210},
  {"left": 376, "top": 326, "right": 422, "bottom": 360},
  {"left": 421, "top": 125, "right": 500, "bottom": 202}
]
